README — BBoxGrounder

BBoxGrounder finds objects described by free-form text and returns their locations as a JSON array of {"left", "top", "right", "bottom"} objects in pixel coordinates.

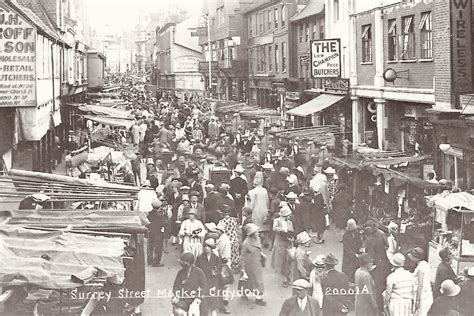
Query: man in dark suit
[
  {"left": 229, "top": 164, "right": 248, "bottom": 220},
  {"left": 458, "top": 267, "right": 474, "bottom": 316},
  {"left": 204, "top": 183, "right": 221, "bottom": 224},
  {"left": 147, "top": 201, "right": 167, "bottom": 267},
  {"left": 279, "top": 279, "right": 321, "bottom": 316},
  {"left": 183, "top": 191, "right": 206, "bottom": 222},
  {"left": 238, "top": 132, "right": 254, "bottom": 154},
  {"left": 321, "top": 253, "right": 351, "bottom": 316},
  {"left": 187, "top": 175, "right": 203, "bottom": 203}
]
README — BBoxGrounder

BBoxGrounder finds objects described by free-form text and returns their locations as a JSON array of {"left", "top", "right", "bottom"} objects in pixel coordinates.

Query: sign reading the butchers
[
  {"left": 310, "top": 39, "right": 341, "bottom": 78},
  {"left": 451, "top": 0, "right": 473, "bottom": 94},
  {"left": 0, "top": 4, "right": 36, "bottom": 107}
]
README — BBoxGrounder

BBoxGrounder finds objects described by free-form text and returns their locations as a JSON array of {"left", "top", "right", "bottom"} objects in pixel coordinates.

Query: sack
[{"left": 218, "top": 264, "right": 234, "bottom": 285}]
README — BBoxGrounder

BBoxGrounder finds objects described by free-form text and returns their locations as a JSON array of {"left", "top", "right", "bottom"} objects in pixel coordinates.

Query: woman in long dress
[
  {"left": 179, "top": 209, "right": 205, "bottom": 258},
  {"left": 247, "top": 177, "right": 270, "bottom": 245},
  {"left": 408, "top": 247, "right": 433, "bottom": 316},
  {"left": 217, "top": 209, "right": 241, "bottom": 270},
  {"left": 309, "top": 255, "right": 326, "bottom": 310},
  {"left": 271, "top": 205, "right": 294, "bottom": 287}
]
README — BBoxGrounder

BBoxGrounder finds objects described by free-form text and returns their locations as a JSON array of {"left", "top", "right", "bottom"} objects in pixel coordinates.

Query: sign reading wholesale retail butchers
[
  {"left": 310, "top": 39, "right": 341, "bottom": 78},
  {"left": 451, "top": 0, "right": 473, "bottom": 94},
  {"left": 0, "top": 4, "right": 36, "bottom": 107}
]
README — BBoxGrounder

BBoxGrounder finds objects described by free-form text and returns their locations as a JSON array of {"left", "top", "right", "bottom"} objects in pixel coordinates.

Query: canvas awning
[
  {"left": 428, "top": 192, "right": 474, "bottom": 212},
  {"left": 287, "top": 94, "right": 345, "bottom": 117},
  {"left": 82, "top": 115, "right": 134, "bottom": 129},
  {"left": 77, "top": 104, "right": 131, "bottom": 118},
  {"left": 239, "top": 108, "right": 281, "bottom": 119}
]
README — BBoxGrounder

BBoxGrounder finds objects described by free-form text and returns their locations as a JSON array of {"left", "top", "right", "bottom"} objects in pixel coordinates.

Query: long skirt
[
  {"left": 182, "top": 237, "right": 203, "bottom": 259},
  {"left": 389, "top": 298, "right": 413, "bottom": 316}
]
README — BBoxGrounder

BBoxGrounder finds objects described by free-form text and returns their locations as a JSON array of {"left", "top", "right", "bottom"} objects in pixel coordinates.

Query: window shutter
[
  {"left": 404, "top": 16, "right": 413, "bottom": 34},
  {"left": 361, "top": 25, "right": 370, "bottom": 39},
  {"left": 388, "top": 21, "right": 396, "bottom": 35}
]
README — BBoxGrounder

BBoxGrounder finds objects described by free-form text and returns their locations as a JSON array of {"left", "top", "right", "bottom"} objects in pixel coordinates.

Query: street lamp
[{"left": 201, "top": 14, "right": 212, "bottom": 97}]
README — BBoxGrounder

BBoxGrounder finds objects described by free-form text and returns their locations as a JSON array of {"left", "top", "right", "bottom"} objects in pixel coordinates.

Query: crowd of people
[{"left": 81, "top": 78, "right": 473, "bottom": 316}]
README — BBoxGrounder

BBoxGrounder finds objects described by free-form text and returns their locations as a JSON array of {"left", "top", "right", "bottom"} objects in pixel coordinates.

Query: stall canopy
[
  {"left": 428, "top": 192, "right": 474, "bottom": 212},
  {"left": 216, "top": 102, "right": 254, "bottom": 114},
  {"left": 287, "top": 94, "right": 345, "bottom": 117},
  {"left": 239, "top": 108, "right": 281, "bottom": 119},
  {"left": 270, "top": 125, "right": 340, "bottom": 144},
  {"left": 77, "top": 104, "right": 131, "bottom": 118},
  {"left": 0, "top": 225, "right": 127, "bottom": 289},
  {"left": 82, "top": 115, "right": 134, "bottom": 129}
]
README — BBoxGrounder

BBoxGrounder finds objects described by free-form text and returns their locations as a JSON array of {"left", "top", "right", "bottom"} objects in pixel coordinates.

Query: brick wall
[
  {"left": 355, "top": 12, "right": 375, "bottom": 86},
  {"left": 433, "top": 0, "right": 453, "bottom": 107},
  {"left": 383, "top": 1, "right": 434, "bottom": 90}
]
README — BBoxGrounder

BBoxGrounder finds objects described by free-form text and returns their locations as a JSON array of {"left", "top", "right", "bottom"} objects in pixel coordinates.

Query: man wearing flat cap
[
  {"left": 279, "top": 279, "right": 321, "bottom": 316},
  {"left": 321, "top": 253, "right": 351, "bottom": 316}
]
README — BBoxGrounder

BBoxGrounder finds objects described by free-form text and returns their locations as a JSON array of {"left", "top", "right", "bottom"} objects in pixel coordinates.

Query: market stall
[
  {"left": 238, "top": 108, "right": 282, "bottom": 133},
  {"left": 427, "top": 192, "right": 474, "bottom": 281}
]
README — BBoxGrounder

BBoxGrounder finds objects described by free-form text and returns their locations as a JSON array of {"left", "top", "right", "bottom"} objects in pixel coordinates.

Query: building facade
[
  {"left": 350, "top": 0, "right": 434, "bottom": 155},
  {"left": 199, "top": 0, "right": 251, "bottom": 101},
  {"left": 156, "top": 18, "right": 205, "bottom": 98},
  {"left": 245, "top": 0, "right": 303, "bottom": 110}
]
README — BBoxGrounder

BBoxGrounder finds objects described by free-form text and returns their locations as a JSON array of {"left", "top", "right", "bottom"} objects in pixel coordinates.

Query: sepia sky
[{"left": 83, "top": 0, "right": 204, "bottom": 31}]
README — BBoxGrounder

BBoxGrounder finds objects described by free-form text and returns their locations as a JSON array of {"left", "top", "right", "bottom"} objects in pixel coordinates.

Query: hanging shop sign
[
  {"left": 0, "top": 4, "right": 37, "bottom": 107},
  {"left": 450, "top": 0, "right": 473, "bottom": 94},
  {"left": 323, "top": 78, "right": 349, "bottom": 94},
  {"left": 310, "top": 39, "right": 341, "bottom": 78}
]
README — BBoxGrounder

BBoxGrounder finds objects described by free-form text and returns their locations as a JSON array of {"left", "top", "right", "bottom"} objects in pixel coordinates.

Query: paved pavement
[{"left": 141, "top": 226, "right": 345, "bottom": 316}]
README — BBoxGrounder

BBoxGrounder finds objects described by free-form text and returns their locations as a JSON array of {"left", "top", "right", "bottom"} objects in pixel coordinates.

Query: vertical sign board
[
  {"left": 451, "top": 0, "right": 473, "bottom": 94},
  {"left": 0, "top": 4, "right": 36, "bottom": 107},
  {"left": 310, "top": 39, "right": 341, "bottom": 78}
]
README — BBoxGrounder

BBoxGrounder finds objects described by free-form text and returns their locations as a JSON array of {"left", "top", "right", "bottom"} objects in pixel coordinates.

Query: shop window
[
  {"left": 419, "top": 11, "right": 432, "bottom": 59},
  {"left": 281, "top": 5, "right": 286, "bottom": 27},
  {"left": 387, "top": 19, "right": 397, "bottom": 61},
  {"left": 268, "top": 46, "right": 272, "bottom": 71},
  {"left": 281, "top": 42, "right": 287, "bottom": 72},
  {"left": 361, "top": 24, "right": 372, "bottom": 62},
  {"left": 305, "top": 23, "right": 310, "bottom": 42},
  {"left": 400, "top": 15, "right": 415, "bottom": 60},
  {"left": 274, "top": 7, "right": 279, "bottom": 28},
  {"left": 320, "top": 20, "right": 325, "bottom": 39},
  {"left": 312, "top": 23, "right": 318, "bottom": 39},
  {"left": 299, "top": 24, "right": 304, "bottom": 43},
  {"left": 249, "top": 16, "right": 253, "bottom": 36},
  {"left": 260, "top": 12, "right": 263, "bottom": 33},
  {"left": 268, "top": 10, "right": 272, "bottom": 30},
  {"left": 275, "top": 44, "right": 279, "bottom": 73}
]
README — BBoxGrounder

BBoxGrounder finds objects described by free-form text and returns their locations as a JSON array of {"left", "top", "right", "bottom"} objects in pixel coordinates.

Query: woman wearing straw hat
[
  {"left": 342, "top": 218, "right": 363, "bottom": 283},
  {"left": 408, "top": 247, "right": 433, "bottom": 316},
  {"left": 309, "top": 255, "right": 326, "bottom": 309},
  {"left": 428, "top": 280, "right": 461, "bottom": 316},
  {"left": 271, "top": 204, "right": 295, "bottom": 287},
  {"left": 241, "top": 223, "right": 267, "bottom": 306},
  {"left": 247, "top": 176, "right": 271, "bottom": 247},
  {"left": 384, "top": 253, "right": 416, "bottom": 316},
  {"left": 292, "top": 231, "right": 313, "bottom": 283},
  {"left": 179, "top": 209, "right": 206, "bottom": 259}
]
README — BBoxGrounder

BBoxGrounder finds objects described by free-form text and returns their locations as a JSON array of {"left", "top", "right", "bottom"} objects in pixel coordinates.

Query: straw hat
[
  {"left": 324, "top": 167, "right": 336, "bottom": 174},
  {"left": 285, "top": 192, "right": 298, "bottom": 199},
  {"left": 440, "top": 279, "right": 461, "bottom": 296},
  {"left": 181, "top": 194, "right": 189, "bottom": 201},
  {"left": 234, "top": 164, "right": 245, "bottom": 173},
  {"left": 279, "top": 206, "right": 292, "bottom": 217},
  {"left": 287, "top": 174, "right": 298, "bottom": 185},
  {"left": 292, "top": 279, "right": 310, "bottom": 290},
  {"left": 296, "top": 231, "right": 311, "bottom": 244},
  {"left": 467, "top": 267, "right": 474, "bottom": 277},
  {"left": 179, "top": 186, "right": 191, "bottom": 191},
  {"left": 346, "top": 218, "right": 358, "bottom": 231},
  {"left": 262, "top": 162, "right": 274, "bottom": 170},
  {"left": 312, "top": 255, "right": 326, "bottom": 268},
  {"left": 279, "top": 201, "right": 289, "bottom": 209},
  {"left": 390, "top": 253, "right": 406, "bottom": 267},
  {"left": 141, "top": 180, "right": 151, "bottom": 188},
  {"left": 205, "top": 222, "right": 217, "bottom": 232}
]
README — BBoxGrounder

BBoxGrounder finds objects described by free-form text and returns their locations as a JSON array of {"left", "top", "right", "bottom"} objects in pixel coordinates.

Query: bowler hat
[
  {"left": 204, "top": 239, "right": 216, "bottom": 249},
  {"left": 205, "top": 222, "right": 217, "bottom": 232},
  {"left": 408, "top": 247, "right": 425, "bottom": 261},
  {"left": 312, "top": 255, "right": 326, "bottom": 268}
]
